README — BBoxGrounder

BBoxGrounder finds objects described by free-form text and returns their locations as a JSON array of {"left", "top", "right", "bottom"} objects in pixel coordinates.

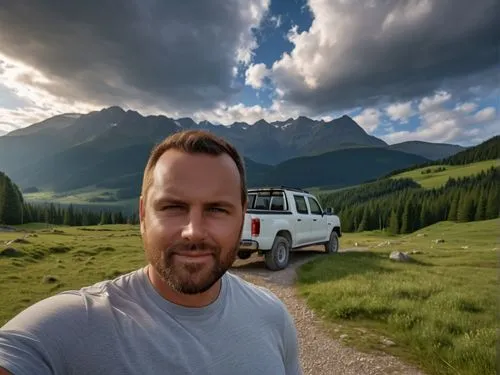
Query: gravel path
[{"left": 230, "top": 249, "right": 427, "bottom": 375}]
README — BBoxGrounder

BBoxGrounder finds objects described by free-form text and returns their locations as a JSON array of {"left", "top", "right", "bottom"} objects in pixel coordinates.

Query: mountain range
[{"left": 0, "top": 106, "right": 467, "bottom": 198}]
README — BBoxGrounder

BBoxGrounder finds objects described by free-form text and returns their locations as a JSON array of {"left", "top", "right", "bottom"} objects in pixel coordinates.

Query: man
[{"left": 0, "top": 130, "right": 303, "bottom": 375}]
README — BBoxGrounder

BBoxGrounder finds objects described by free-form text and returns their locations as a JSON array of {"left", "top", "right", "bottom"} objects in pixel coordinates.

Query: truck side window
[
  {"left": 270, "top": 194, "right": 285, "bottom": 210},
  {"left": 248, "top": 193, "right": 256, "bottom": 209},
  {"left": 293, "top": 195, "right": 309, "bottom": 214},
  {"left": 307, "top": 197, "right": 322, "bottom": 215},
  {"left": 253, "top": 191, "right": 272, "bottom": 209}
]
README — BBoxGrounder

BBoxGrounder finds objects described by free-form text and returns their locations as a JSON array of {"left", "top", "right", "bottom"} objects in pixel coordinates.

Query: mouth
[{"left": 172, "top": 252, "right": 214, "bottom": 261}]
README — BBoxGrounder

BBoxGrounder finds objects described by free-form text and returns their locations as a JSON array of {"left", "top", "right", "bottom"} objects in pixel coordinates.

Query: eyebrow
[{"left": 153, "top": 196, "right": 237, "bottom": 209}]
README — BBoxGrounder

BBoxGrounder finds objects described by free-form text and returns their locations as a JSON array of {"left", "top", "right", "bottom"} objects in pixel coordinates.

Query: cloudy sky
[{"left": 0, "top": 0, "right": 498, "bottom": 145}]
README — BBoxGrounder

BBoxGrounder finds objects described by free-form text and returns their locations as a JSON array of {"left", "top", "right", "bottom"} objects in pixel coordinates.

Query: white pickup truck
[{"left": 238, "top": 186, "right": 342, "bottom": 270}]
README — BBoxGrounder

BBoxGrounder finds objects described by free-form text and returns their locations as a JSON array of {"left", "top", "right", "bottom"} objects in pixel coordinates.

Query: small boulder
[
  {"left": 380, "top": 337, "right": 396, "bottom": 346},
  {"left": 434, "top": 239, "right": 445, "bottom": 244},
  {"left": 389, "top": 251, "right": 412, "bottom": 262}
]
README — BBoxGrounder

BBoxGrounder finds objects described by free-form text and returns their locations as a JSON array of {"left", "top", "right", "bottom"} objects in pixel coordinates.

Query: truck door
[
  {"left": 307, "top": 196, "right": 328, "bottom": 242},
  {"left": 292, "top": 194, "right": 312, "bottom": 245}
]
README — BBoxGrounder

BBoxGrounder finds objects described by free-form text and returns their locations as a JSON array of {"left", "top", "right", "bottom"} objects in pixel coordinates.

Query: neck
[{"left": 146, "top": 265, "right": 222, "bottom": 308}]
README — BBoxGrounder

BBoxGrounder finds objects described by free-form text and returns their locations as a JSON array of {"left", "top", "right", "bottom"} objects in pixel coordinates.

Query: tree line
[
  {"left": 22, "top": 202, "right": 140, "bottom": 226},
  {"left": 0, "top": 171, "right": 139, "bottom": 226},
  {"left": 318, "top": 166, "right": 499, "bottom": 234}
]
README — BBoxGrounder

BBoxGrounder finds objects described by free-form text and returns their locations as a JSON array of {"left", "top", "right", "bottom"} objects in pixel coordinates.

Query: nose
[{"left": 181, "top": 209, "right": 206, "bottom": 242}]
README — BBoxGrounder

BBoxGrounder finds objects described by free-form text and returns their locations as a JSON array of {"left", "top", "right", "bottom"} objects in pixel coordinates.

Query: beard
[{"left": 145, "top": 237, "right": 239, "bottom": 295}]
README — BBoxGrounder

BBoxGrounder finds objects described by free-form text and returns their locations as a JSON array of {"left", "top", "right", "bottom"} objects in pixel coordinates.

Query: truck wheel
[
  {"left": 264, "top": 236, "right": 290, "bottom": 271},
  {"left": 325, "top": 230, "right": 339, "bottom": 254},
  {"left": 237, "top": 251, "right": 251, "bottom": 260}
]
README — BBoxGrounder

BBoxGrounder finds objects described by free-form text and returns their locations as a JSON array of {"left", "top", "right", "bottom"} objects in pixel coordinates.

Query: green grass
[
  {"left": 2, "top": 220, "right": 498, "bottom": 374},
  {"left": 391, "top": 160, "right": 498, "bottom": 189},
  {"left": 296, "top": 219, "right": 499, "bottom": 375},
  {"left": 0, "top": 224, "right": 146, "bottom": 326}
]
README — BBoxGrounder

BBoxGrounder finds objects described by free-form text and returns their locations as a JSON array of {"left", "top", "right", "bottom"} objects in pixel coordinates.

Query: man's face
[{"left": 140, "top": 149, "right": 245, "bottom": 295}]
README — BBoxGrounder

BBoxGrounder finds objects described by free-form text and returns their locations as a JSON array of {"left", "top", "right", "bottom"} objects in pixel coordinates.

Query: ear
[
  {"left": 241, "top": 198, "right": 247, "bottom": 217},
  {"left": 139, "top": 195, "right": 146, "bottom": 235}
]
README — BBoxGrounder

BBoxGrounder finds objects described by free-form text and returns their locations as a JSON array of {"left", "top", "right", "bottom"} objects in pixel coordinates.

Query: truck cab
[{"left": 238, "top": 186, "right": 341, "bottom": 270}]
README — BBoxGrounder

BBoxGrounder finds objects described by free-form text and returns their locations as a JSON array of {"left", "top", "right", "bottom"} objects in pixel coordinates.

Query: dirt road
[{"left": 230, "top": 248, "right": 426, "bottom": 375}]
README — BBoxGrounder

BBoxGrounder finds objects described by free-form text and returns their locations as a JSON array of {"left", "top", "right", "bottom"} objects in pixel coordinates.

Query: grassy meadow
[
  {"left": 296, "top": 219, "right": 499, "bottom": 375},
  {"left": 0, "top": 224, "right": 147, "bottom": 326},
  {"left": 391, "top": 160, "right": 498, "bottom": 189},
  {"left": 1, "top": 219, "right": 498, "bottom": 375},
  {"left": 23, "top": 186, "right": 138, "bottom": 210}
]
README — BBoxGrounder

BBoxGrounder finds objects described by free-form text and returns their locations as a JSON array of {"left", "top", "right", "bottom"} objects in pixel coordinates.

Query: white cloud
[
  {"left": 473, "top": 106, "right": 496, "bottom": 123},
  {"left": 0, "top": 53, "right": 100, "bottom": 130},
  {"left": 455, "top": 102, "right": 478, "bottom": 114},
  {"left": 353, "top": 108, "right": 380, "bottom": 133},
  {"left": 267, "top": 0, "right": 499, "bottom": 113},
  {"left": 0, "top": 0, "right": 271, "bottom": 116},
  {"left": 269, "top": 14, "right": 282, "bottom": 28},
  {"left": 381, "top": 90, "right": 498, "bottom": 145},
  {"left": 236, "top": 0, "right": 271, "bottom": 65},
  {"left": 385, "top": 101, "right": 414, "bottom": 123},
  {"left": 418, "top": 90, "right": 452, "bottom": 113},
  {"left": 245, "top": 63, "right": 270, "bottom": 89},
  {"left": 192, "top": 99, "right": 300, "bottom": 126}
]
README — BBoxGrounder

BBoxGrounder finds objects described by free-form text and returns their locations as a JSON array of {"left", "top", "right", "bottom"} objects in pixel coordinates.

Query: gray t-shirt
[{"left": 0, "top": 266, "right": 302, "bottom": 375}]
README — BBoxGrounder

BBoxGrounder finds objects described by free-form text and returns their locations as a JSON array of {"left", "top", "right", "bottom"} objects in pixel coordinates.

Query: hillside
[
  {"left": 391, "top": 160, "right": 498, "bottom": 189},
  {"left": 385, "top": 135, "right": 500, "bottom": 177},
  {"left": 314, "top": 137, "right": 500, "bottom": 234},
  {"left": 318, "top": 165, "right": 499, "bottom": 233},
  {"left": 440, "top": 135, "right": 499, "bottom": 165},
  {"left": 387, "top": 140, "right": 465, "bottom": 160},
  {"left": 20, "top": 146, "right": 429, "bottom": 210},
  {"left": 255, "top": 147, "right": 428, "bottom": 189}
]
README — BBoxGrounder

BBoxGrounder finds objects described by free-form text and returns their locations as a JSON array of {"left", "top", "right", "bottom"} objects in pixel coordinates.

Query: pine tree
[
  {"left": 400, "top": 200, "right": 415, "bottom": 233},
  {"left": 358, "top": 206, "right": 369, "bottom": 232},
  {"left": 474, "top": 189, "right": 487, "bottom": 221},
  {"left": 0, "top": 174, "right": 23, "bottom": 225},
  {"left": 420, "top": 202, "right": 432, "bottom": 228},
  {"left": 457, "top": 193, "right": 475, "bottom": 222},
  {"left": 63, "top": 204, "right": 75, "bottom": 226},
  {"left": 389, "top": 209, "right": 399, "bottom": 235},
  {"left": 447, "top": 192, "right": 460, "bottom": 221},
  {"left": 485, "top": 187, "right": 500, "bottom": 219}
]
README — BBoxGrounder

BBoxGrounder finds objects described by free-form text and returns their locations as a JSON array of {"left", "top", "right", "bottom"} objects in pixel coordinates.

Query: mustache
[{"left": 165, "top": 241, "right": 220, "bottom": 254}]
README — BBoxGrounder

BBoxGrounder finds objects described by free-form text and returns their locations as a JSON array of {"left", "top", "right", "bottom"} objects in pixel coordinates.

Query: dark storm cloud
[
  {"left": 272, "top": 0, "right": 500, "bottom": 114},
  {"left": 0, "top": 0, "right": 266, "bottom": 111}
]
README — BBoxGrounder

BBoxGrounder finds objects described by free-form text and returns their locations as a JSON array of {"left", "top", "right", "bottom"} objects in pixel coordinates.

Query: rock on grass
[{"left": 42, "top": 275, "right": 59, "bottom": 284}]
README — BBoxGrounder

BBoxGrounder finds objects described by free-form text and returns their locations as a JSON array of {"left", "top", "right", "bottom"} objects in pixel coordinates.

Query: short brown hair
[{"left": 141, "top": 130, "right": 247, "bottom": 205}]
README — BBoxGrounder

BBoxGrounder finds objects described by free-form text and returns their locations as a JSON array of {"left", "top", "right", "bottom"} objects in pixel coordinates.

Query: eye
[{"left": 208, "top": 207, "right": 228, "bottom": 213}]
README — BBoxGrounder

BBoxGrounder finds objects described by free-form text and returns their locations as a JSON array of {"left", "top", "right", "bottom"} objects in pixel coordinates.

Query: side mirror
[{"left": 324, "top": 207, "right": 333, "bottom": 215}]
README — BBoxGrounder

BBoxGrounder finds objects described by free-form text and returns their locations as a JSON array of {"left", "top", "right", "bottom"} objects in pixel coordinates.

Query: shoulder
[{"left": 224, "top": 272, "right": 289, "bottom": 314}]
